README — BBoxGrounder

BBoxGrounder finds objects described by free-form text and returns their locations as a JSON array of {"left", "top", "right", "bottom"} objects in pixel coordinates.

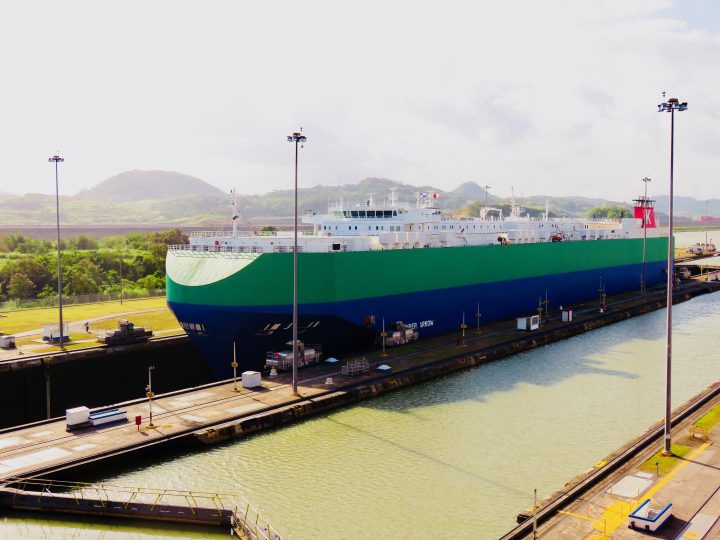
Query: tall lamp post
[
  {"left": 287, "top": 128, "right": 307, "bottom": 396},
  {"left": 49, "top": 154, "right": 65, "bottom": 350},
  {"left": 657, "top": 94, "right": 688, "bottom": 455},
  {"left": 640, "top": 177, "right": 652, "bottom": 296}
]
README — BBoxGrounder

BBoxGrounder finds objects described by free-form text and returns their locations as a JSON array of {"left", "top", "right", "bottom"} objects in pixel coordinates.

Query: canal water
[
  {"left": 2, "top": 237, "right": 719, "bottom": 539},
  {"left": 675, "top": 228, "right": 720, "bottom": 248}
]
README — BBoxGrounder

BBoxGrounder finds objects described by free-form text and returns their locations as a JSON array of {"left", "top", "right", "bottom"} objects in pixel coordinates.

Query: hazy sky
[{"left": 0, "top": 0, "right": 718, "bottom": 201}]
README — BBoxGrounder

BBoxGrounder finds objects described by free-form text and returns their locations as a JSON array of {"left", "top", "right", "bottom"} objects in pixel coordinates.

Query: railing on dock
[
  {"left": 0, "top": 478, "right": 285, "bottom": 539},
  {"left": 342, "top": 357, "right": 370, "bottom": 376}
]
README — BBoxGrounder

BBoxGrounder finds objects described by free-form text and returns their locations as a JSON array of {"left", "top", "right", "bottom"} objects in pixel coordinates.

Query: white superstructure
[{"left": 172, "top": 191, "right": 665, "bottom": 255}]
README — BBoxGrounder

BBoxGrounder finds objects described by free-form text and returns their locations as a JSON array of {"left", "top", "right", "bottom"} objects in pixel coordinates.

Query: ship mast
[{"left": 231, "top": 189, "right": 240, "bottom": 237}]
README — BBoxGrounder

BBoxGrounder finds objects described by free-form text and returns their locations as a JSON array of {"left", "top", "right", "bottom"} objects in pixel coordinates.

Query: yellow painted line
[
  {"left": 558, "top": 509, "right": 596, "bottom": 522},
  {"left": 593, "top": 443, "right": 710, "bottom": 533},
  {"left": 643, "top": 443, "right": 709, "bottom": 501},
  {"left": 593, "top": 500, "right": 633, "bottom": 533}
]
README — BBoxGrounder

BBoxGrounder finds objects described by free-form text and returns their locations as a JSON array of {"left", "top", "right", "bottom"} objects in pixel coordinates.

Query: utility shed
[{"left": 516, "top": 315, "right": 540, "bottom": 331}]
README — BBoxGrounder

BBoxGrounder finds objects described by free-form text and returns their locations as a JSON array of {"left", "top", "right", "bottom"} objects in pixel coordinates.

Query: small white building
[{"left": 516, "top": 315, "right": 540, "bottom": 331}]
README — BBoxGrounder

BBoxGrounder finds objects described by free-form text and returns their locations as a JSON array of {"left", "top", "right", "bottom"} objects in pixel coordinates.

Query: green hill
[
  {"left": 0, "top": 172, "right": 705, "bottom": 226},
  {"left": 75, "top": 170, "right": 225, "bottom": 202}
]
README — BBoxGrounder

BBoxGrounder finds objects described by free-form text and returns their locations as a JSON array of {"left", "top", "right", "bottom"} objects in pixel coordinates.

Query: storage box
[
  {"left": 66, "top": 406, "right": 90, "bottom": 427},
  {"left": 89, "top": 408, "right": 128, "bottom": 426},
  {"left": 242, "top": 371, "right": 261, "bottom": 388}
]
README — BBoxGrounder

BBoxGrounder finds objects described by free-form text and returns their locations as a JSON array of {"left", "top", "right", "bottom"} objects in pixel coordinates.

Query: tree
[
  {"left": 136, "top": 274, "right": 165, "bottom": 290},
  {"left": 70, "top": 235, "right": 99, "bottom": 250},
  {"left": 587, "top": 205, "right": 631, "bottom": 219},
  {"left": 8, "top": 273, "right": 34, "bottom": 299},
  {"left": 64, "top": 261, "right": 104, "bottom": 295},
  {"left": 0, "top": 258, "right": 53, "bottom": 299}
]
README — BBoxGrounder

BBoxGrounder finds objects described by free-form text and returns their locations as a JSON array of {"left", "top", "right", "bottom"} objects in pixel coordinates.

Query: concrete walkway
[
  {"left": 0, "top": 373, "right": 315, "bottom": 482},
  {"left": 530, "top": 397, "right": 720, "bottom": 539}
]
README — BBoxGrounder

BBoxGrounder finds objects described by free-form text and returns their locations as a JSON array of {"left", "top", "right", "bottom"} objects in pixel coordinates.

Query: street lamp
[
  {"left": 287, "top": 128, "right": 307, "bottom": 396},
  {"left": 146, "top": 364, "right": 156, "bottom": 429},
  {"left": 640, "top": 177, "right": 652, "bottom": 296},
  {"left": 119, "top": 256, "right": 123, "bottom": 305},
  {"left": 657, "top": 94, "right": 688, "bottom": 455},
  {"left": 49, "top": 154, "right": 65, "bottom": 350}
]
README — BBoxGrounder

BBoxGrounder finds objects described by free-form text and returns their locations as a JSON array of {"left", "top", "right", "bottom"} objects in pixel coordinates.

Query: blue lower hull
[{"left": 168, "top": 261, "right": 666, "bottom": 379}]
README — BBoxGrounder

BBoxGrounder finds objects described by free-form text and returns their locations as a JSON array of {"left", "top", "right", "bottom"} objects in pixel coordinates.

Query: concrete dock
[{"left": 503, "top": 382, "right": 720, "bottom": 539}]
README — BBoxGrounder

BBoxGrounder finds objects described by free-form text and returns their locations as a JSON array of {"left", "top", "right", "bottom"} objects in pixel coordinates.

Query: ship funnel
[{"left": 633, "top": 196, "right": 656, "bottom": 228}]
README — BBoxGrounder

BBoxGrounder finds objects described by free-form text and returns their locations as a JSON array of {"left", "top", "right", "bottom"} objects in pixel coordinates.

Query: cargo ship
[{"left": 166, "top": 191, "right": 667, "bottom": 379}]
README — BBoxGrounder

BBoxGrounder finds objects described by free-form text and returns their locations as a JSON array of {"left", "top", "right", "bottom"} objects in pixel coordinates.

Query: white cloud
[{"left": 0, "top": 0, "right": 716, "bottom": 202}]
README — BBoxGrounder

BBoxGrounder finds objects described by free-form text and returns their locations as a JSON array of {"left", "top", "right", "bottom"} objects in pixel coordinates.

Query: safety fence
[{"left": 0, "top": 289, "right": 165, "bottom": 312}]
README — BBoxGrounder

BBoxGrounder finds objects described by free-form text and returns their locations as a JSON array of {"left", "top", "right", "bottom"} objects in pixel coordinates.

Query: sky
[{"left": 0, "top": 0, "right": 718, "bottom": 202}]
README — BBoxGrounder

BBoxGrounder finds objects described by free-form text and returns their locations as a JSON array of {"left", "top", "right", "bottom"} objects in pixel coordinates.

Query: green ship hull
[{"left": 167, "top": 237, "right": 668, "bottom": 378}]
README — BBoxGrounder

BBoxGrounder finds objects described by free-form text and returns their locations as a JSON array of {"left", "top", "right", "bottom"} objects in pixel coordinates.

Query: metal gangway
[{"left": 0, "top": 477, "right": 284, "bottom": 540}]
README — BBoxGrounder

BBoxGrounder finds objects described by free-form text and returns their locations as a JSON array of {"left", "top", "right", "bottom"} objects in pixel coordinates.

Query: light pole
[
  {"left": 640, "top": 177, "right": 652, "bottom": 296},
  {"left": 145, "top": 364, "right": 156, "bottom": 429},
  {"left": 232, "top": 340, "right": 239, "bottom": 392},
  {"left": 49, "top": 154, "right": 65, "bottom": 350},
  {"left": 657, "top": 94, "right": 688, "bottom": 455},
  {"left": 287, "top": 128, "right": 307, "bottom": 396},
  {"left": 119, "top": 256, "right": 123, "bottom": 305}
]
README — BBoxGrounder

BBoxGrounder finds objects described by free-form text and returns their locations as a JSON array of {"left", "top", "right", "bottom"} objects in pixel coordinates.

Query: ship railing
[
  {"left": 168, "top": 245, "right": 265, "bottom": 255},
  {"left": 327, "top": 199, "right": 414, "bottom": 211},
  {"left": 189, "top": 231, "right": 253, "bottom": 238}
]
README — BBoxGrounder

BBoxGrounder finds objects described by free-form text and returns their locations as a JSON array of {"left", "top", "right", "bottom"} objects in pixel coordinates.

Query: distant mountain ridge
[
  {"left": 0, "top": 171, "right": 714, "bottom": 226},
  {"left": 75, "top": 170, "right": 225, "bottom": 202}
]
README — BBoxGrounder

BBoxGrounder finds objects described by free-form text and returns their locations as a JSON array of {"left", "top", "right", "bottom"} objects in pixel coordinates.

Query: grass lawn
[
  {"left": 694, "top": 404, "right": 720, "bottom": 430},
  {"left": 0, "top": 297, "right": 169, "bottom": 335},
  {"left": 13, "top": 309, "right": 184, "bottom": 354},
  {"left": 90, "top": 310, "right": 182, "bottom": 334},
  {"left": 639, "top": 444, "right": 694, "bottom": 476}
]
